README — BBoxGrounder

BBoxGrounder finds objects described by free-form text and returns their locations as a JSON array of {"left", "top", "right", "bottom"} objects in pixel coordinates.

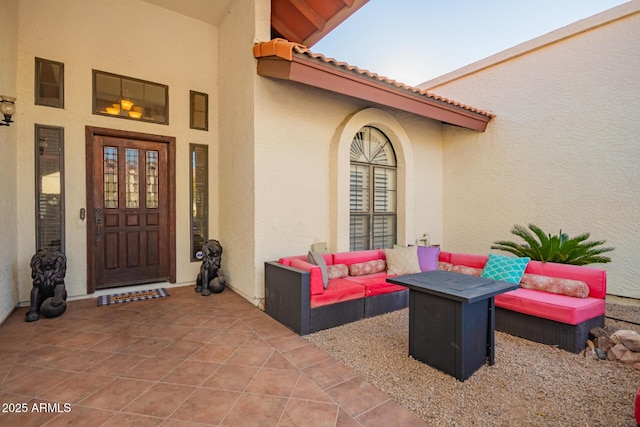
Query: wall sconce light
[{"left": 0, "top": 96, "right": 16, "bottom": 126}]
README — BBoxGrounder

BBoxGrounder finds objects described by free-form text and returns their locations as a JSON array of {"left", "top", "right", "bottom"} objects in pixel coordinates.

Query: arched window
[{"left": 349, "top": 126, "right": 397, "bottom": 250}]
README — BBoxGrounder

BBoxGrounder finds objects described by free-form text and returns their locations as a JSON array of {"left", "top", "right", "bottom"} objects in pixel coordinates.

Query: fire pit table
[{"left": 387, "top": 270, "right": 519, "bottom": 381}]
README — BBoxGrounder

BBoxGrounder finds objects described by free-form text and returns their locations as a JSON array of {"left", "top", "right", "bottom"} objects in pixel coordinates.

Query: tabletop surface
[{"left": 387, "top": 270, "right": 519, "bottom": 303}]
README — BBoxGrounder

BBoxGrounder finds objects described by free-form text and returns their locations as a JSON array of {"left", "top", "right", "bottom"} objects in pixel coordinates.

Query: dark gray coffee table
[{"left": 387, "top": 270, "right": 519, "bottom": 381}]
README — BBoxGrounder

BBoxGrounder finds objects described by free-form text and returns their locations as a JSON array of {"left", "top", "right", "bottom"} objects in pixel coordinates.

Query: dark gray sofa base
[
  {"left": 495, "top": 307, "right": 605, "bottom": 353},
  {"left": 264, "top": 261, "right": 407, "bottom": 335}
]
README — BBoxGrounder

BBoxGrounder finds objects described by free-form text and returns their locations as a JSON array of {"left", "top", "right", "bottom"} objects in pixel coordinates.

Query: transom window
[{"left": 349, "top": 126, "right": 397, "bottom": 250}]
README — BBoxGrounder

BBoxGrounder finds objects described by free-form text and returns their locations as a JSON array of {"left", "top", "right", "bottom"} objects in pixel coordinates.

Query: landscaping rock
[{"left": 612, "top": 330, "right": 640, "bottom": 352}]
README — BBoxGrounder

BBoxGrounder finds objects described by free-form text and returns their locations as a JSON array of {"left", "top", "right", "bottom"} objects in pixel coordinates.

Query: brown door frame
[{"left": 85, "top": 126, "right": 176, "bottom": 293}]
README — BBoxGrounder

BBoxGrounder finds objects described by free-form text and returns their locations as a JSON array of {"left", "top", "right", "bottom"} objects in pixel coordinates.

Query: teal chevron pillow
[{"left": 481, "top": 254, "right": 530, "bottom": 283}]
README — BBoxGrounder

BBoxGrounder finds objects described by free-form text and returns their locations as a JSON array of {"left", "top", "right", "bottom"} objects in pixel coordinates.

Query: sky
[{"left": 313, "top": 0, "right": 630, "bottom": 86}]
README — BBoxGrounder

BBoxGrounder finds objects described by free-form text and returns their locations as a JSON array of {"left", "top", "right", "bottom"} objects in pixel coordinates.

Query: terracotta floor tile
[
  {"left": 224, "top": 345, "right": 274, "bottom": 367},
  {"left": 160, "top": 360, "right": 220, "bottom": 386},
  {"left": 122, "top": 356, "right": 182, "bottom": 381},
  {"left": 123, "top": 382, "right": 195, "bottom": 418},
  {"left": 202, "top": 364, "right": 259, "bottom": 391},
  {"left": 281, "top": 344, "right": 331, "bottom": 369},
  {"left": 278, "top": 399, "right": 339, "bottom": 427},
  {"left": 220, "top": 393, "right": 288, "bottom": 427},
  {"left": 37, "top": 372, "right": 112, "bottom": 403},
  {"left": 155, "top": 339, "right": 204, "bottom": 360},
  {"left": 355, "top": 399, "right": 429, "bottom": 427},
  {"left": 170, "top": 388, "right": 240, "bottom": 424},
  {"left": 180, "top": 327, "right": 221, "bottom": 343},
  {"left": 325, "top": 377, "right": 391, "bottom": 417},
  {"left": 89, "top": 334, "right": 140, "bottom": 352},
  {"left": 100, "top": 411, "right": 164, "bottom": 426},
  {"left": 245, "top": 368, "right": 300, "bottom": 397},
  {"left": 41, "top": 405, "right": 115, "bottom": 426},
  {"left": 0, "top": 286, "right": 430, "bottom": 425},
  {"left": 290, "top": 374, "right": 334, "bottom": 403},
  {"left": 84, "top": 353, "right": 146, "bottom": 376},
  {"left": 2, "top": 367, "right": 70, "bottom": 397},
  {"left": 78, "top": 377, "right": 152, "bottom": 411},
  {"left": 120, "top": 337, "right": 174, "bottom": 356},
  {"left": 301, "top": 358, "right": 357, "bottom": 390},
  {"left": 189, "top": 344, "right": 237, "bottom": 364}
]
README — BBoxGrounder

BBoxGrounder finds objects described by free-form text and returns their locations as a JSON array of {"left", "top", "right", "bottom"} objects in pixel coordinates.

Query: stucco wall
[
  {"left": 0, "top": 0, "right": 19, "bottom": 322},
  {"left": 423, "top": 3, "right": 640, "bottom": 297},
  {"left": 13, "top": 0, "right": 219, "bottom": 303},
  {"left": 253, "top": 78, "right": 445, "bottom": 301}
]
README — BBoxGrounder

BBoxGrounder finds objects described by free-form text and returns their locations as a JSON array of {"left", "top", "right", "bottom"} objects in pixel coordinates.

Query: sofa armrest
[{"left": 264, "top": 261, "right": 311, "bottom": 335}]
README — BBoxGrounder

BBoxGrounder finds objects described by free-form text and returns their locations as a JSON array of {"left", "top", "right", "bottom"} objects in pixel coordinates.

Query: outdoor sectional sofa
[
  {"left": 265, "top": 248, "right": 607, "bottom": 353},
  {"left": 438, "top": 251, "right": 607, "bottom": 353},
  {"left": 264, "top": 249, "right": 410, "bottom": 335}
]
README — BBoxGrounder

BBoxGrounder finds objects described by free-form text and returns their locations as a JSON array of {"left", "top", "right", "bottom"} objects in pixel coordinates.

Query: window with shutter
[{"left": 349, "top": 126, "right": 397, "bottom": 251}]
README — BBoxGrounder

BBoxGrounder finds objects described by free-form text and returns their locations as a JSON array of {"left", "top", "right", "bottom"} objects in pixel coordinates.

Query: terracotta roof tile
[{"left": 253, "top": 39, "right": 495, "bottom": 119}]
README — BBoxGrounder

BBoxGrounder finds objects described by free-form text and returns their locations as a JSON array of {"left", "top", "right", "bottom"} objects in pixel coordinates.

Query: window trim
[
  {"left": 349, "top": 126, "right": 397, "bottom": 251},
  {"left": 35, "top": 57, "right": 64, "bottom": 108},
  {"left": 189, "top": 144, "right": 209, "bottom": 261},
  {"left": 35, "top": 124, "right": 65, "bottom": 252},
  {"left": 92, "top": 69, "right": 169, "bottom": 125},
  {"left": 190, "top": 91, "right": 209, "bottom": 131}
]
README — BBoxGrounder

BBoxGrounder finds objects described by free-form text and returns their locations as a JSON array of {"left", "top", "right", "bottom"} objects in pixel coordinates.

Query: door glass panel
[
  {"left": 125, "top": 148, "right": 139, "bottom": 208},
  {"left": 372, "top": 215, "right": 396, "bottom": 249},
  {"left": 103, "top": 146, "right": 118, "bottom": 208},
  {"left": 146, "top": 150, "right": 159, "bottom": 208}
]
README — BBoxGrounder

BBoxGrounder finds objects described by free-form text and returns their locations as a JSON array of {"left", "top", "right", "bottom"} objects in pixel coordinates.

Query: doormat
[{"left": 97, "top": 288, "right": 169, "bottom": 306}]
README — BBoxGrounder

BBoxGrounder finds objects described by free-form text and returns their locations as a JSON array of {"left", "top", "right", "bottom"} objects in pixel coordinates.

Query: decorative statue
[
  {"left": 195, "top": 239, "right": 226, "bottom": 296},
  {"left": 26, "top": 248, "right": 68, "bottom": 322}
]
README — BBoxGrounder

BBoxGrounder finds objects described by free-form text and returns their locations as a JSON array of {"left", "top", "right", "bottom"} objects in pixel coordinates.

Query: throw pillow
[
  {"left": 520, "top": 273, "right": 590, "bottom": 298},
  {"left": 451, "top": 265, "right": 483, "bottom": 276},
  {"left": 349, "top": 259, "right": 386, "bottom": 276},
  {"left": 307, "top": 251, "right": 329, "bottom": 289},
  {"left": 417, "top": 246, "right": 440, "bottom": 272},
  {"left": 384, "top": 246, "right": 421, "bottom": 275},
  {"left": 327, "top": 264, "right": 349, "bottom": 279},
  {"left": 481, "top": 254, "right": 530, "bottom": 283},
  {"left": 438, "top": 261, "right": 454, "bottom": 271}
]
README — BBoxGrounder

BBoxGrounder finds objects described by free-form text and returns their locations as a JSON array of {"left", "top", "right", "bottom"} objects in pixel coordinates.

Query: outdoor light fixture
[{"left": 0, "top": 96, "right": 16, "bottom": 126}]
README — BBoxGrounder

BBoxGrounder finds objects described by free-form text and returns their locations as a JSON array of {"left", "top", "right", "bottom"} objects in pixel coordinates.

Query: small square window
[
  {"left": 35, "top": 58, "right": 64, "bottom": 108},
  {"left": 190, "top": 91, "right": 208, "bottom": 131}
]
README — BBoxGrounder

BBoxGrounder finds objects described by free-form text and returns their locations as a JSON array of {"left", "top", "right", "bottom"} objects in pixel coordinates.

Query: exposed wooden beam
[
  {"left": 271, "top": 16, "right": 302, "bottom": 44},
  {"left": 289, "top": 0, "right": 326, "bottom": 31}
]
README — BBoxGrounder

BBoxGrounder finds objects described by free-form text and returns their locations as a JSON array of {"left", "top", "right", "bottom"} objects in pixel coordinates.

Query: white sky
[{"left": 313, "top": 0, "right": 630, "bottom": 86}]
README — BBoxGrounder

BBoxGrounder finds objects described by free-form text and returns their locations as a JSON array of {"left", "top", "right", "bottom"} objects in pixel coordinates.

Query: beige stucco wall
[
  {"left": 0, "top": 0, "right": 19, "bottom": 322},
  {"left": 12, "top": 0, "right": 219, "bottom": 305},
  {"left": 422, "top": 2, "right": 640, "bottom": 297},
  {"left": 253, "top": 79, "right": 445, "bottom": 301}
]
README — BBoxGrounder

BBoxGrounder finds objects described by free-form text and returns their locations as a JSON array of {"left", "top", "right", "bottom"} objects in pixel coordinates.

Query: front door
[{"left": 86, "top": 127, "right": 176, "bottom": 292}]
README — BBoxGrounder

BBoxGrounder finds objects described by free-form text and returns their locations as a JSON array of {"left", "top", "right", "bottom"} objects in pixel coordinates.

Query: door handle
[{"left": 95, "top": 208, "right": 103, "bottom": 240}]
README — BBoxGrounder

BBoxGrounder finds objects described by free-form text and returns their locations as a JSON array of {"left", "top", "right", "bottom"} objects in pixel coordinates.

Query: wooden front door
[{"left": 86, "top": 127, "right": 176, "bottom": 292}]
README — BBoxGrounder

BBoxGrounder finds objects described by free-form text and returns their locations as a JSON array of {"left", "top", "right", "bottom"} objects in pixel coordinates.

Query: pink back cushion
[
  {"left": 449, "top": 253, "right": 488, "bottom": 269},
  {"left": 333, "top": 250, "right": 382, "bottom": 266},
  {"left": 525, "top": 260, "right": 606, "bottom": 298},
  {"left": 290, "top": 258, "right": 325, "bottom": 296}
]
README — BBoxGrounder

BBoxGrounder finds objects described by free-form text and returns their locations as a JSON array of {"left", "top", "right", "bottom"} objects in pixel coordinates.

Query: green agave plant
[{"left": 491, "top": 224, "right": 614, "bottom": 265}]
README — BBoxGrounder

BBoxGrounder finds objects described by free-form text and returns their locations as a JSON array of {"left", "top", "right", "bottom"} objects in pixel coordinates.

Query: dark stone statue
[
  {"left": 26, "top": 248, "right": 68, "bottom": 322},
  {"left": 195, "top": 239, "right": 226, "bottom": 296}
]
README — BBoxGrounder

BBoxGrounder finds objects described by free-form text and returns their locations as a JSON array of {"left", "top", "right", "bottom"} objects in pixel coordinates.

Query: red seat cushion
[
  {"left": 495, "top": 288, "right": 605, "bottom": 325},
  {"left": 344, "top": 274, "right": 406, "bottom": 297},
  {"left": 310, "top": 278, "right": 365, "bottom": 308}
]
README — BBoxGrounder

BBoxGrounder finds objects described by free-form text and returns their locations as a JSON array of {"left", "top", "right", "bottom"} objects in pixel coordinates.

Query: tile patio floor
[{"left": 0, "top": 285, "right": 428, "bottom": 426}]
